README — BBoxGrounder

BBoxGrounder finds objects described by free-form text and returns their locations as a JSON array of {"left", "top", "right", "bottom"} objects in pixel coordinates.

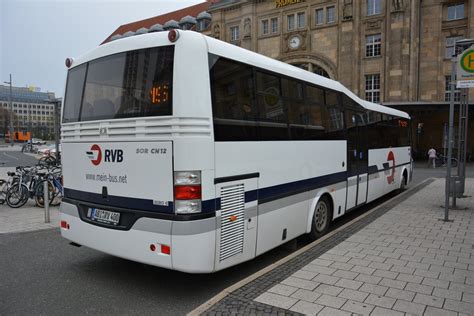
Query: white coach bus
[{"left": 60, "top": 30, "right": 412, "bottom": 273}]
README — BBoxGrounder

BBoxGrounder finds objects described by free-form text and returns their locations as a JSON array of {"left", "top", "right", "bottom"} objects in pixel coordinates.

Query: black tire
[
  {"left": 309, "top": 195, "right": 332, "bottom": 240},
  {"left": 6, "top": 184, "right": 29, "bottom": 208},
  {"left": 38, "top": 156, "right": 56, "bottom": 166},
  {"left": 399, "top": 173, "right": 407, "bottom": 192}
]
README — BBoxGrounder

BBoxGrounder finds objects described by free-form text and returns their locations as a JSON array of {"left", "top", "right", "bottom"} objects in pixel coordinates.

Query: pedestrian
[{"left": 427, "top": 147, "right": 437, "bottom": 168}]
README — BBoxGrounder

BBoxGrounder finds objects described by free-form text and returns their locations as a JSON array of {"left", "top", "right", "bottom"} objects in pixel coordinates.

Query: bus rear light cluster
[
  {"left": 149, "top": 243, "right": 171, "bottom": 255},
  {"left": 60, "top": 220, "right": 70, "bottom": 230},
  {"left": 168, "top": 29, "right": 179, "bottom": 42},
  {"left": 174, "top": 171, "right": 201, "bottom": 214}
]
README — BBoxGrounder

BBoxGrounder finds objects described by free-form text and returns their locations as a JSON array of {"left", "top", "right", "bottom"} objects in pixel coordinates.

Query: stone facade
[{"left": 207, "top": 0, "right": 474, "bottom": 157}]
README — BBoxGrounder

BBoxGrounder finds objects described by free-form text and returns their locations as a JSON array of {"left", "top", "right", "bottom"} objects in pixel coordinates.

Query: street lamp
[
  {"left": 3, "top": 74, "right": 14, "bottom": 146},
  {"left": 43, "top": 97, "right": 62, "bottom": 160}
]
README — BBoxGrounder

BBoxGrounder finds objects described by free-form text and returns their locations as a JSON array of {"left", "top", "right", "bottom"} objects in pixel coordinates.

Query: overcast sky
[{"left": 0, "top": 0, "right": 203, "bottom": 97}]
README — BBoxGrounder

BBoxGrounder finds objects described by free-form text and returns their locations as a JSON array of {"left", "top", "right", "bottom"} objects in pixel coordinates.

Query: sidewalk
[
  {"left": 200, "top": 178, "right": 474, "bottom": 316},
  {"left": 0, "top": 166, "right": 59, "bottom": 234}
]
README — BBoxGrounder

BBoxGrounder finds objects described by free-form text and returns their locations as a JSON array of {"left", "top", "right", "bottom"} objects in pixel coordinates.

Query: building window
[
  {"left": 445, "top": 76, "right": 461, "bottom": 102},
  {"left": 261, "top": 20, "right": 269, "bottom": 35},
  {"left": 447, "top": 3, "right": 464, "bottom": 20},
  {"left": 366, "top": 34, "right": 382, "bottom": 57},
  {"left": 315, "top": 8, "right": 324, "bottom": 25},
  {"left": 287, "top": 14, "right": 295, "bottom": 30},
  {"left": 230, "top": 26, "right": 239, "bottom": 41},
  {"left": 365, "top": 74, "right": 380, "bottom": 103},
  {"left": 445, "top": 36, "right": 463, "bottom": 58},
  {"left": 327, "top": 6, "right": 335, "bottom": 23},
  {"left": 271, "top": 17, "right": 278, "bottom": 33},
  {"left": 297, "top": 12, "right": 305, "bottom": 28},
  {"left": 367, "top": 0, "right": 382, "bottom": 16}
]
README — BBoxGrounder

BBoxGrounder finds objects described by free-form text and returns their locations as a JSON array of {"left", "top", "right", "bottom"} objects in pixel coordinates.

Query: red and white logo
[
  {"left": 386, "top": 151, "right": 395, "bottom": 184},
  {"left": 86, "top": 144, "right": 102, "bottom": 166}
]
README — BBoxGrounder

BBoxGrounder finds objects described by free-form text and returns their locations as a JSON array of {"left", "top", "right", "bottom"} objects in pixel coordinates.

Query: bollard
[{"left": 44, "top": 181, "right": 50, "bottom": 223}]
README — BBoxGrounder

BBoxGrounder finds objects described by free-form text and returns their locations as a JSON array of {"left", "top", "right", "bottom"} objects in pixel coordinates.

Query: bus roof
[{"left": 70, "top": 30, "right": 409, "bottom": 119}]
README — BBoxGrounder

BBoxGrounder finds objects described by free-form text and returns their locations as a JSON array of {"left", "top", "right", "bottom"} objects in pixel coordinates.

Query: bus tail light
[
  {"left": 174, "top": 171, "right": 201, "bottom": 214},
  {"left": 168, "top": 29, "right": 179, "bottom": 42}
]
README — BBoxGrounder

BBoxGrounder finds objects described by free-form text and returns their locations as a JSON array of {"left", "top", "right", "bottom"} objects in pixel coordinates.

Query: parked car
[{"left": 31, "top": 138, "right": 47, "bottom": 145}]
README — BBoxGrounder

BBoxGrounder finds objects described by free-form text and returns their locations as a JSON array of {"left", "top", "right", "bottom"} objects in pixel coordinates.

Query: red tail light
[
  {"left": 60, "top": 220, "right": 69, "bottom": 229},
  {"left": 161, "top": 245, "right": 171, "bottom": 255},
  {"left": 174, "top": 185, "right": 201, "bottom": 200}
]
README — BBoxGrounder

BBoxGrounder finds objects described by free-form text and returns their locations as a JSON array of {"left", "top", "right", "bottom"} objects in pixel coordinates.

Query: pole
[
  {"left": 8, "top": 74, "right": 14, "bottom": 146},
  {"left": 44, "top": 180, "right": 50, "bottom": 223},
  {"left": 54, "top": 100, "right": 60, "bottom": 158},
  {"left": 444, "top": 56, "right": 456, "bottom": 221}
]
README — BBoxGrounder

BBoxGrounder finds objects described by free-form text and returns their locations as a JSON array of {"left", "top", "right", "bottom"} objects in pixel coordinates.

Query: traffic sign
[{"left": 457, "top": 45, "right": 474, "bottom": 88}]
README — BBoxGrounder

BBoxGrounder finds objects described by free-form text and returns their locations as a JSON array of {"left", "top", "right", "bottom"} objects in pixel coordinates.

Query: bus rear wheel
[{"left": 309, "top": 195, "right": 332, "bottom": 240}]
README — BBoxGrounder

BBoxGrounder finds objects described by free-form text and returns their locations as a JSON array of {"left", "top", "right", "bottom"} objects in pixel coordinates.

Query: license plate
[{"left": 88, "top": 208, "right": 120, "bottom": 226}]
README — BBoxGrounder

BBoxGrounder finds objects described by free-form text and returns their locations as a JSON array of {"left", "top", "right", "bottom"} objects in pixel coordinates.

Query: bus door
[
  {"left": 345, "top": 111, "right": 368, "bottom": 211},
  {"left": 214, "top": 176, "right": 258, "bottom": 270}
]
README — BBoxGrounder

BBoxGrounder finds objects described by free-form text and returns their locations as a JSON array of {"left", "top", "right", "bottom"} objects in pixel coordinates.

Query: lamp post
[
  {"left": 43, "top": 98, "right": 61, "bottom": 160},
  {"left": 3, "top": 74, "right": 14, "bottom": 146}
]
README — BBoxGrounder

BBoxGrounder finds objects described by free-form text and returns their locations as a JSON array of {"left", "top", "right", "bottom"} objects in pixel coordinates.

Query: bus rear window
[{"left": 63, "top": 46, "right": 174, "bottom": 123}]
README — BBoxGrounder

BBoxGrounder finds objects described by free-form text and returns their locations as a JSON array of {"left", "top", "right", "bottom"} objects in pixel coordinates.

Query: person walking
[{"left": 428, "top": 147, "right": 437, "bottom": 168}]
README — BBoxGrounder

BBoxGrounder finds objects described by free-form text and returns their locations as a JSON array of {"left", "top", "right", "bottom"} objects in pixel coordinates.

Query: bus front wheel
[{"left": 309, "top": 195, "right": 332, "bottom": 240}]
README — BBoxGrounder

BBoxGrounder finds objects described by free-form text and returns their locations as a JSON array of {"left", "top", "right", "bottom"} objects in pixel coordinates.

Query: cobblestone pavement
[{"left": 201, "top": 178, "right": 474, "bottom": 315}]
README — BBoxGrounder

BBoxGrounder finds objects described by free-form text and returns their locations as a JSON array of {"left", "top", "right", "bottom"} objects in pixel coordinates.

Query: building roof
[
  {"left": 0, "top": 85, "right": 55, "bottom": 104},
  {"left": 102, "top": 1, "right": 214, "bottom": 44}
]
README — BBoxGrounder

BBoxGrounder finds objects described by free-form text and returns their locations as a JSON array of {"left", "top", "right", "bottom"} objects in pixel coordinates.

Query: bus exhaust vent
[{"left": 219, "top": 184, "right": 245, "bottom": 262}]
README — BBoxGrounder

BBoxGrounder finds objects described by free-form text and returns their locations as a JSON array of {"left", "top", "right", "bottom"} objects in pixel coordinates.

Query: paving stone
[
  {"left": 315, "top": 284, "right": 344, "bottom": 296},
  {"left": 337, "top": 288, "right": 369, "bottom": 302},
  {"left": 313, "top": 274, "right": 340, "bottom": 286},
  {"left": 373, "top": 269, "right": 398, "bottom": 280},
  {"left": 413, "top": 268, "right": 439, "bottom": 279},
  {"left": 392, "top": 299, "right": 426, "bottom": 315},
  {"left": 340, "top": 299, "right": 375, "bottom": 315},
  {"left": 302, "top": 264, "right": 336, "bottom": 275},
  {"left": 289, "top": 300, "right": 324, "bottom": 315},
  {"left": 438, "top": 272, "right": 466, "bottom": 283},
  {"left": 332, "top": 270, "right": 358, "bottom": 280},
  {"left": 424, "top": 306, "right": 457, "bottom": 316},
  {"left": 347, "top": 258, "right": 372, "bottom": 267},
  {"left": 317, "top": 306, "right": 352, "bottom": 316},
  {"left": 429, "top": 264, "right": 455, "bottom": 274},
  {"left": 385, "top": 288, "right": 416, "bottom": 301},
  {"left": 281, "top": 276, "right": 319, "bottom": 291},
  {"left": 432, "top": 287, "right": 462, "bottom": 301},
  {"left": 444, "top": 299, "right": 474, "bottom": 314},
  {"left": 379, "top": 277, "right": 407, "bottom": 290},
  {"left": 422, "top": 276, "right": 449, "bottom": 289},
  {"left": 329, "top": 261, "right": 354, "bottom": 271},
  {"left": 364, "top": 293, "right": 396, "bottom": 309},
  {"left": 292, "top": 270, "right": 318, "bottom": 280},
  {"left": 395, "top": 272, "right": 422, "bottom": 285},
  {"left": 334, "top": 278, "right": 363, "bottom": 290},
  {"left": 359, "top": 283, "right": 388, "bottom": 295},
  {"left": 444, "top": 260, "right": 468, "bottom": 270},
  {"left": 364, "top": 255, "right": 386, "bottom": 263},
  {"left": 405, "top": 282, "right": 434, "bottom": 295},
  {"left": 406, "top": 261, "right": 430, "bottom": 270},
  {"left": 369, "top": 261, "right": 393, "bottom": 271},
  {"left": 290, "top": 289, "right": 321, "bottom": 303},
  {"left": 345, "top": 251, "right": 366, "bottom": 259},
  {"left": 319, "top": 253, "right": 350, "bottom": 263},
  {"left": 351, "top": 265, "right": 375, "bottom": 275},
  {"left": 413, "top": 293, "right": 444, "bottom": 308},
  {"left": 354, "top": 273, "right": 382, "bottom": 285},
  {"left": 449, "top": 282, "right": 474, "bottom": 294},
  {"left": 370, "top": 306, "right": 404, "bottom": 316},
  {"left": 315, "top": 294, "right": 347, "bottom": 309},
  {"left": 268, "top": 284, "right": 299, "bottom": 297},
  {"left": 254, "top": 292, "right": 298, "bottom": 309},
  {"left": 311, "top": 258, "right": 335, "bottom": 267}
]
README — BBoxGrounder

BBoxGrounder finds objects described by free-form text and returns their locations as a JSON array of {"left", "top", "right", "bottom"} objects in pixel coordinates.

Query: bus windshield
[{"left": 63, "top": 46, "right": 174, "bottom": 123}]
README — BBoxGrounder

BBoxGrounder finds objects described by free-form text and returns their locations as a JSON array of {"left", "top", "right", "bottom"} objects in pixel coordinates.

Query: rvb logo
[{"left": 86, "top": 144, "right": 123, "bottom": 166}]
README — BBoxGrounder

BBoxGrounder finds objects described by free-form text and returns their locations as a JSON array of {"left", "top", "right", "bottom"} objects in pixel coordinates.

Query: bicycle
[
  {"left": 5, "top": 166, "right": 47, "bottom": 208},
  {"left": 35, "top": 167, "right": 63, "bottom": 207},
  {"left": 435, "top": 154, "right": 458, "bottom": 168}
]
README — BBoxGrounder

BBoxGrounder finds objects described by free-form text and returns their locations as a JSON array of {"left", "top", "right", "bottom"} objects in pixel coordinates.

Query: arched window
[{"left": 291, "top": 63, "right": 330, "bottom": 78}]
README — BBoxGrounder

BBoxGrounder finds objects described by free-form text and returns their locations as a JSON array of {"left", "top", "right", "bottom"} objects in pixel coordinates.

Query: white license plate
[{"left": 88, "top": 208, "right": 120, "bottom": 226}]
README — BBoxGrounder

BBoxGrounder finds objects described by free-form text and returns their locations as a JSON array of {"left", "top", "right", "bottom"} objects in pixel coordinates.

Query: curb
[{"left": 188, "top": 178, "right": 435, "bottom": 316}]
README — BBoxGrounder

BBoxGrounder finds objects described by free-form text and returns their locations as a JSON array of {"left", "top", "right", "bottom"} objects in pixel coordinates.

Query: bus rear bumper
[{"left": 60, "top": 201, "right": 217, "bottom": 273}]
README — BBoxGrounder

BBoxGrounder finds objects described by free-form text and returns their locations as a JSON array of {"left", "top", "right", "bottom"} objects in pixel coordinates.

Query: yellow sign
[
  {"left": 275, "top": 0, "right": 302, "bottom": 8},
  {"left": 457, "top": 46, "right": 474, "bottom": 88},
  {"left": 460, "top": 49, "right": 474, "bottom": 73}
]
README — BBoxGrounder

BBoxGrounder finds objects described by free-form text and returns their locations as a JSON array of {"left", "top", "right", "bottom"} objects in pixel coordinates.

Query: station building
[
  {"left": 105, "top": 0, "right": 474, "bottom": 160},
  {"left": 0, "top": 85, "right": 57, "bottom": 140}
]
